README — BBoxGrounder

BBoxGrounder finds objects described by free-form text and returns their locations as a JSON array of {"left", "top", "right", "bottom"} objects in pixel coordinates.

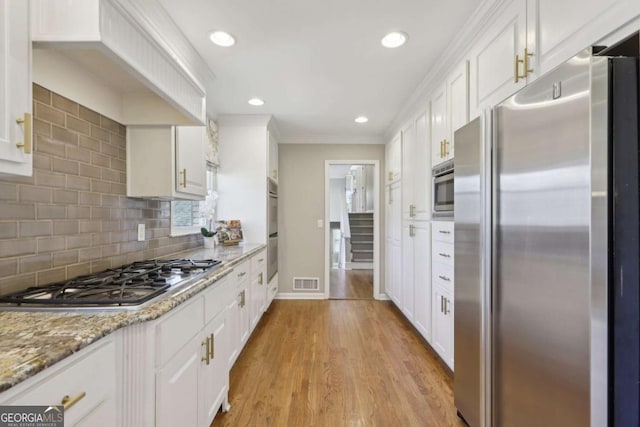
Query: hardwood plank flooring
[
  {"left": 212, "top": 300, "right": 463, "bottom": 427},
  {"left": 329, "top": 269, "right": 374, "bottom": 299}
]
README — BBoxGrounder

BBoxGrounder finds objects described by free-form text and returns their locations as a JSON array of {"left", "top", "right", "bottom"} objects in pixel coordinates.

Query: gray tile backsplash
[{"left": 0, "top": 84, "right": 202, "bottom": 294}]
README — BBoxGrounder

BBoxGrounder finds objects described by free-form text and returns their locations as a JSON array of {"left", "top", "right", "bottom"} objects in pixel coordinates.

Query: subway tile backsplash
[{"left": 0, "top": 84, "right": 202, "bottom": 295}]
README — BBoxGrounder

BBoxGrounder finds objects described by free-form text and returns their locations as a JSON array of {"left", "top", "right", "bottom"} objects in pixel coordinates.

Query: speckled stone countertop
[{"left": 0, "top": 243, "right": 265, "bottom": 393}]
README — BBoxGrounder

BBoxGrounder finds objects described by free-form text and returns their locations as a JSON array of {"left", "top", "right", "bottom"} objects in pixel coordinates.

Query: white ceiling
[{"left": 158, "top": 0, "right": 479, "bottom": 141}]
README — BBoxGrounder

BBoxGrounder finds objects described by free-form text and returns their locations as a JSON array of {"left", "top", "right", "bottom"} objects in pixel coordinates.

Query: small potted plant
[{"left": 201, "top": 227, "right": 217, "bottom": 249}]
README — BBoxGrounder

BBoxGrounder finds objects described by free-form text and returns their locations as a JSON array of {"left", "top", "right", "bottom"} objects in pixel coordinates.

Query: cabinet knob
[{"left": 15, "top": 113, "right": 32, "bottom": 154}]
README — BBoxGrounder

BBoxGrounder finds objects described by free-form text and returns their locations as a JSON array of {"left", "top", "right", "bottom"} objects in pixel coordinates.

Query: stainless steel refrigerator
[{"left": 454, "top": 48, "right": 639, "bottom": 426}]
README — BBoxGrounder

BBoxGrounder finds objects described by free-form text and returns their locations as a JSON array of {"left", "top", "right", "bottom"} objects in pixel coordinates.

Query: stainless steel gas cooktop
[{"left": 0, "top": 258, "right": 221, "bottom": 311}]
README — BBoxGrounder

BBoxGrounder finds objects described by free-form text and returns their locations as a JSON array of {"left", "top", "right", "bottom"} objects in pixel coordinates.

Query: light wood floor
[
  {"left": 329, "top": 269, "right": 374, "bottom": 299},
  {"left": 212, "top": 300, "right": 463, "bottom": 427}
]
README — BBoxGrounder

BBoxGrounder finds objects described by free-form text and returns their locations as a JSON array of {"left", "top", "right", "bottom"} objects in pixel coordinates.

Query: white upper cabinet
[
  {"left": 0, "top": 0, "right": 32, "bottom": 177},
  {"left": 386, "top": 133, "right": 402, "bottom": 184},
  {"left": 468, "top": 0, "right": 640, "bottom": 120},
  {"left": 528, "top": 0, "right": 640, "bottom": 77},
  {"left": 430, "top": 84, "right": 448, "bottom": 167},
  {"left": 447, "top": 60, "right": 469, "bottom": 160},
  {"left": 401, "top": 123, "right": 415, "bottom": 219},
  {"left": 127, "top": 126, "right": 206, "bottom": 200},
  {"left": 175, "top": 126, "right": 207, "bottom": 197},
  {"left": 268, "top": 131, "right": 279, "bottom": 183},
  {"left": 468, "top": 0, "right": 527, "bottom": 120}
]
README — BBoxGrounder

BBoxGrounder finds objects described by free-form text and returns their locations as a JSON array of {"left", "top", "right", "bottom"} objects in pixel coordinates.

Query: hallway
[
  {"left": 213, "top": 300, "right": 462, "bottom": 426},
  {"left": 329, "top": 269, "right": 374, "bottom": 299}
]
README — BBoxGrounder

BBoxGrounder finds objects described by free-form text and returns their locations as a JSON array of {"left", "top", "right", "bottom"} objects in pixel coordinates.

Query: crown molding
[
  {"left": 279, "top": 135, "right": 384, "bottom": 145},
  {"left": 384, "top": 0, "right": 509, "bottom": 142},
  {"left": 217, "top": 114, "right": 273, "bottom": 127}
]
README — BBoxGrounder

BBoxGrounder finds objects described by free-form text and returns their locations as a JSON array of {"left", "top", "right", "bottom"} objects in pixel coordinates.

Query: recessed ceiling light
[
  {"left": 355, "top": 116, "right": 369, "bottom": 124},
  {"left": 248, "top": 98, "right": 265, "bottom": 106},
  {"left": 209, "top": 31, "right": 236, "bottom": 47},
  {"left": 381, "top": 31, "right": 408, "bottom": 48}
]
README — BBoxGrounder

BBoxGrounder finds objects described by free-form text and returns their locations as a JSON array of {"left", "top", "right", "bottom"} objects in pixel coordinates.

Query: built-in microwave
[{"left": 433, "top": 159, "right": 454, "bottom": 216}]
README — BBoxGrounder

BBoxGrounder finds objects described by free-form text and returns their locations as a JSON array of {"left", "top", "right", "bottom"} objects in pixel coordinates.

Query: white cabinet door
[
  {"left": 430, "top": 84, "right": 448, "bottom": 167},
  {"left": 239, "top": 284, "right": 250, "bottom": 348},
  {"left": 386, "top": 133, "right": 402, "bottom": 183},
  {"left": 432, "top": 283, "right": 453, "bottom": 369},
  {"left": 227, "top": 294, "right": 240, "bottom": 369},
  {"left": 413, "top": 112, "right": 431, "bottom": 220},
  {"left": 250, "top": 253, "right": 267, "bottom": 329},
  {"left": 401, "top": 222, "right": 415, "bottom": 321},
  {"left": 156, "top": 333, "right": 201, "bottom": 427},
  {"left": 175, "top": 126, "right": 207, "bottom": 197},
  {"left": 268, "top": 130, "right": 278, "bottom": 182},
  {"left": 528, "top": 0, "right": 640, "bottom": 78},
  {"left": 199, "top": 310, "right": 229, "bottom": 427},
  {"left": 401, "top": 123, "right": 415, "bottom": 219},
  {"left": 0, "top": 0, "right": 32, "bottom": 176},
  {"left": 389, "top": 239, "right": 402, "bottom": 308},
  {"left": 386, "top": 181, "right": 402, "bottom": 242},
  {"left": 412, "top": 222, "right": 432, "bottom": 342},
  {"left": 447, "top": 60, "right": 469, "bottom": 161},
  {"left": 468, "top": 0, "right": 527, "bottom": 120}
]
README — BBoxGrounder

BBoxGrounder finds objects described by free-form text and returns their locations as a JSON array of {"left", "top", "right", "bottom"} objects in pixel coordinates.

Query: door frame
[{"left": 324, "top": 160, "right": 381, "bottom": 299}]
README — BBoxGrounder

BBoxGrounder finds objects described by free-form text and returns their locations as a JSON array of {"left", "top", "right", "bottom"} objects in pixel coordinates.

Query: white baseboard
[
  {"left": 275, "top": 292, "right": 326, "bottom": 300},
  {"left": 375, "top": 293, "right": 390, "bottom": 301}
]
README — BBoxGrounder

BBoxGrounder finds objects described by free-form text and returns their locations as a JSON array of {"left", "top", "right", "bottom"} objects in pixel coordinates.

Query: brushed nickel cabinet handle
[
  {"left": 439, "top": 230, "right": 451, "bottom": 235},
  {"left": 438, "top": 253, "right": 451, "bottom": 258},
  {"left": 439, "top": 275, "right": 451, "bottom": 282},
  {"left": 61, "top": 391, "right": 86, "bottom": 411},
  {"left": 238, "top": 271, "right": 246, "bottom": 278}
]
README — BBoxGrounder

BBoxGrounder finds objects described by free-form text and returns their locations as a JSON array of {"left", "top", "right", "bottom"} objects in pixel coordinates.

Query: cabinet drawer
[
  {"left": 156, "top": 297, "right": 204, "bottom": 367},
  {"left": 203, "top": 276, "right": 234, "bottom": 324},
  {"left": 251, "top": 251, "right": 267, "bottom": 281},
  {"left": 233, "top": 260, "right": 251, "bottom": 284},
  {"left": 5, "top": 339, "right": 116, "bottom": 425},
  {"left": 432, "top": 240, "right": 454, "bottom": 267},
  {"left": 432, "top": 221, "right": 454, "bottom": 243},
  {"left": 432, "top": 261, "right": 454, "bottom": 290}
]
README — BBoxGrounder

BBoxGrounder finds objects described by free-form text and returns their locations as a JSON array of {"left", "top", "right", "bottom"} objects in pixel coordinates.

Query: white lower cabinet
[
  {"left": 431, "top": 221, "right": 454, "bottom": 369},
  {"left": 199, "top": 310, "right": 229, "bottom": 425},
  {"left": 412, "top": 223, "right": 432, "bottom": 342},
  {"left": 250, "top": 251, "right": 267, "bottom": 329},
  {"left": 154, "top": 279, "right": 231, "bottom": 427},
  {"left": 0, "top": 337, "right": 117, "bottom": 427},
  {"left": 155, "top": 332, "right": 201, "bottom": 427},
  {"left": 229, "top": 261, "right": 251, "bottom": 368},
  {"left": 432, "top": 282, "right": 454, "bottom": 369},
  {"left": 400, "top": 221, "right": 431, "bottom": 340}
]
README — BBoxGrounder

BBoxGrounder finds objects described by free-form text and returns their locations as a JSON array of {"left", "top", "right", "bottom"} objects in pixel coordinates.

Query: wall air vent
[{"left": 293, "top": 277, "right": 320, "bottom": 291}]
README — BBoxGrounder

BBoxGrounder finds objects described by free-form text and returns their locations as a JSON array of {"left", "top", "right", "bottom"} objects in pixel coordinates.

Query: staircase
[{"left": 348, "top": 212, "right": 373, "bottom": 269}]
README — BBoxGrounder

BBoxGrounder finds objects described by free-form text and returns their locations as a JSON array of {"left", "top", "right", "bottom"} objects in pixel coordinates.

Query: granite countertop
[{"left": 0, "top": 242, "right": 266, "bottom": 394}]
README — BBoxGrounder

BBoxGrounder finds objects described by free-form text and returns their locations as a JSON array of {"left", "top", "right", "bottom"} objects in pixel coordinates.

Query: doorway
[{"left": 324, "top": 161, "right": 380, "bottom": 300}]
